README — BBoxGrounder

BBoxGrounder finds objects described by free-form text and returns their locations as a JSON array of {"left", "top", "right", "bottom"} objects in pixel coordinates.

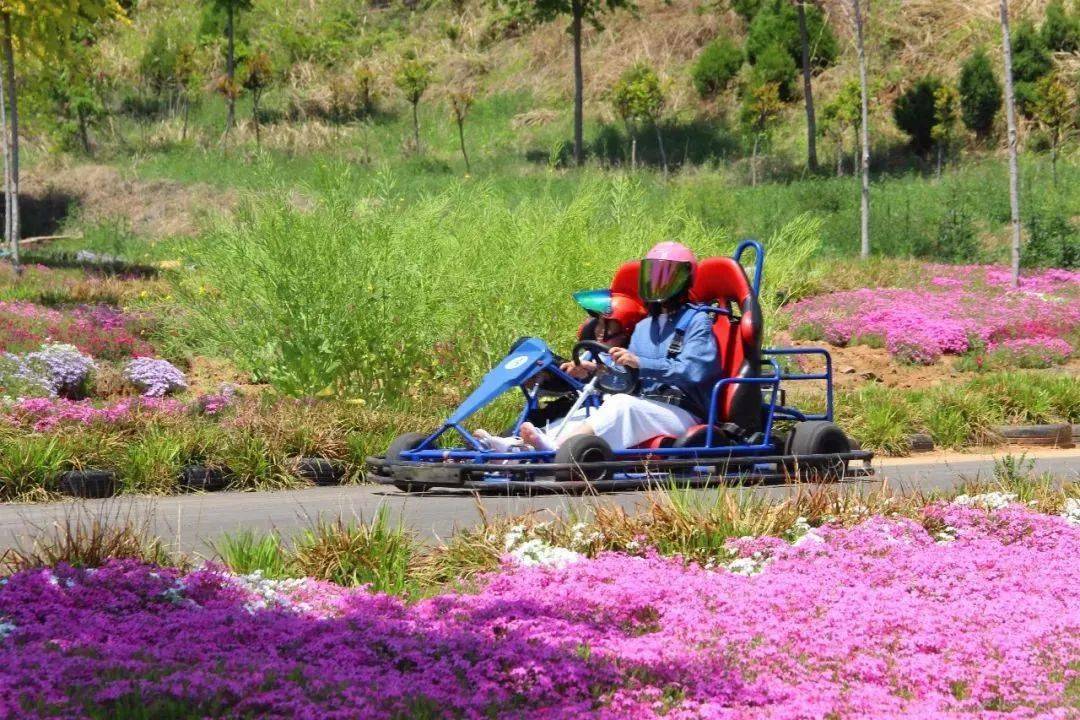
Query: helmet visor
[
  {"left": 639, "top": 259, "right": 692, "bottom": 303},
  {"left": 572, "top": 289, "right": 613, "bottom": 318}
]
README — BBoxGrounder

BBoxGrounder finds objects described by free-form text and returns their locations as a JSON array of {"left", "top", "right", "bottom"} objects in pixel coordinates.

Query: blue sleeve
[{"left": 636, "top": 313, "right": 717, "bottom": 386}]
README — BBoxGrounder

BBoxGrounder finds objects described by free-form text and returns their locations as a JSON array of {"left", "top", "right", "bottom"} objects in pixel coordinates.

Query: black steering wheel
[{"left": 571, "top": 340, "right": 639, "bottom": 394}]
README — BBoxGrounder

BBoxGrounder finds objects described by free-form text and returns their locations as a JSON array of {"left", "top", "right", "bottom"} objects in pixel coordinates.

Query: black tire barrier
[
  {"left": 990, "top": 423, "right": 1074, "bottom": 448},
  {"left": 293, "top": 457, "right": 347, "bottom": 486},
  {"left": 179, "top": 466, "right": 231, "bottom": 493},
  {"left": 907, "top": 433, "right": 935, "bottom": 453},
  {"left": 58, "top": 470, "right": 117, "bottom": 499},
  {"left": 1072, "top": 424, "right": 1080, "bottom": 445}
]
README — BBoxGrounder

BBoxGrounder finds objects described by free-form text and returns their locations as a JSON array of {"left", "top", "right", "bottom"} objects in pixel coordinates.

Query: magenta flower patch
[
  {"left": 0, "top": 506, "right": 1076, "bottom": 718},
  {"left": 788, "top": 264, "right": 1080, "bottom": 364}
]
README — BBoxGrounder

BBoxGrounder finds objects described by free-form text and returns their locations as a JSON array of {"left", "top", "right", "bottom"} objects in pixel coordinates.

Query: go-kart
[{"left": 366, "top": 240, "right": 873, "bottom": 494}]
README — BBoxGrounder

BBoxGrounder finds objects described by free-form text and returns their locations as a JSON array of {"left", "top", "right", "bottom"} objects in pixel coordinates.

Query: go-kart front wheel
[
  {"left": 554, "top": 435, "right": 613, "bottom": 482},
  {"left": 784, "top": 421, "right": 851, "bottom": 482},
  {"left": 386, "top": 432, "right": 430, "bottom": 492}
]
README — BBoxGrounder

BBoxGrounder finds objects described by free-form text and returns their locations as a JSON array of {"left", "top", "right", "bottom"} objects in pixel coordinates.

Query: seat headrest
[
  {"left": 610, "top": 261, "right": 640, "bottom": 300},
  {"left": 689, "top": 257, "right": 754, "bottom": 305}
]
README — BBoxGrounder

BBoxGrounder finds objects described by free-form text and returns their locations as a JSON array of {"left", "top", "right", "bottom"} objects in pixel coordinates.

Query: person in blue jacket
[{"left": 519, "top": 241, "right": 719, "bottom": 451}]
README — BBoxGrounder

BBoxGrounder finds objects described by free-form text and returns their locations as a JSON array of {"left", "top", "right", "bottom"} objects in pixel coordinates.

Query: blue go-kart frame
[{"left": 366, "top": 241, "right": 874, "bottom": 494}]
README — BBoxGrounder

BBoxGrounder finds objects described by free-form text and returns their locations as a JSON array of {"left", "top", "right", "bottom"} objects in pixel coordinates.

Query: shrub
[
  {"left": 1023, "top": 209, "right": 1080, "bottom": 269},
  {"left": 731, "top": 0, "right": 762, "bottom": 22},
  {"left": 893, "top": 76, "right": 943, "bottom": 153},
  {"left": 1011, "top": 19, "right": 1052, "bottom": 113},
  {"left": 750, "top": 42, "right": 797, "bottom": 100},
  {"left": 958, "top": 48, "right": 1002, "bottom": 138},
  {"left": 745, "top": 0, "right": 837, "bottom": 71},
  {"left": 1041, "top": 0, "right": 1080, "bottom": 52},
  {"left": 691, "top": 37, "right": 743, "bottom": 98}
]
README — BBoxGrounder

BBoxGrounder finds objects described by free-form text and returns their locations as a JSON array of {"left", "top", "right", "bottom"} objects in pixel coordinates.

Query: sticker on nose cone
[{"left": 504, "top": 354, "right": 530, "bottom": 370}]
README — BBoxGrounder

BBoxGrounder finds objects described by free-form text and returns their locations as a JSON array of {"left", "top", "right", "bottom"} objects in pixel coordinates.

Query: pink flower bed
[
  {"left": 788, "top": 264, "right": 1080, "bottom": 364},
  {"left": 4, "top": 397, "right": 187, "bottom": 431},
  {"left": 0, "top": 505, "right": 1076, "bottom": 718},
  {"left": 0, "top": 301, "right": 153, "bottom": 359}
]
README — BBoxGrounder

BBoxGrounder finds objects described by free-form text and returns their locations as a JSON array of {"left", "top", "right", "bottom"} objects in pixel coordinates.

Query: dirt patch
[
  {"left": 773, "top": 333, "right": 1080, "bottom": 390},
  {"left": 22, "top": 163, "right": 237, "bottom": 239}
]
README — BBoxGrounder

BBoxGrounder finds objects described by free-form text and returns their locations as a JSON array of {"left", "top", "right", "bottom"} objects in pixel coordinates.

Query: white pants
[{"left": 542, "top": 394, "right": 698, "bottom": 450}]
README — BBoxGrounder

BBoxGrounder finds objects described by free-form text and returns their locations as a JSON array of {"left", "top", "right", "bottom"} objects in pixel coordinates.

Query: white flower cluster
[
  {"left": 935, "top": 526, "right": 959, "bottom": 544},
  {"left": 952, "top": 492, "right": 1017, "bottom": 511},
  {"left": 569, "top": 522, "right": 604, "bottom": 550},
  {"left": 1062, "top": 498, "right": 1080, "bottom": 526},
  {"left": 503, "top": 525, "right": 583, "bottom": 569},
  {"left": 788, "top": 517, "right": 825, "bottom": 546},
  {"left": 0, "top": 620, "right": 15, "bottom": 640},
  {"left": 230, "top": 570, "right": 310, "bottom": 613},
  {"left": 726, "top": 553, "right": 770, "bottom": 576}
]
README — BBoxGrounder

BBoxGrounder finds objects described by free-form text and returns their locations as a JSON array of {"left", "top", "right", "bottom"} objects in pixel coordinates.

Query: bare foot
[{"left": 519, "top": 422, "right": 552, "bottom": 451}]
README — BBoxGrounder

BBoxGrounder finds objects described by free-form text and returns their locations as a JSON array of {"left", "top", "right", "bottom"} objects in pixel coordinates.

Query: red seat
[{"left": 610, "top": 256, "right": 765, "bottom": 442}]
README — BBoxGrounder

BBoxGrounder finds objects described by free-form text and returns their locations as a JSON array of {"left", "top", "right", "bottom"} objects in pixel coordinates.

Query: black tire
[
  {"left": 386, "top": 432, "right": 430, "bottom": 492},
  {"left": 293, "top": 457, "right": 346, "bottom": 486},
  {"left": 991, "top": 424, "right": 1072, "bottom": 448},
  {"left": 179, "top": 465, "right": 230, "bottom": 493},
  {"left": 907, "top": 433, "right": 935, "bottom": 452},
  {"left": 58, "top": 470, "right": 117, "bottom": 499},
  {"left": 554, "top": 435, "right": 613, "bottom": 482},
  {"left": 785, "top": 421, "right": 851, "bottom": 482}
]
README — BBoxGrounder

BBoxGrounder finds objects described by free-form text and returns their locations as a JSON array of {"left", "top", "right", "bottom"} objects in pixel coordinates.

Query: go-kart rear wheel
[
  {"left": 784, "top": 421, "right": 851, "bottom": 482},
  {"left": 554, "top": 435, "right": 613, "bottom": 482},
  {"left": 386, "top": 432, "right": 430, "bottom": 493}
]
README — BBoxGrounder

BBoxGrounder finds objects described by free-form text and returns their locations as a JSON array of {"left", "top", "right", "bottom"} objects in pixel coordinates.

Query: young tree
[
  {"left": 242, "top": 50, "right": 272, "bottom": 148},
  {"left": 498, "top": 0, "right": 636, "bottom": 166},
  {"left": 394, "top": 58, "right": 431, "bottom": 155},
  {"left": 175, "top": 43, "right": 201, "bottom": 142},
  {"left": 999, "top": 0, "right": 1022, "bottom": 288},
  {"left": 691, "top": 36, "right": 742, "bottom": 99},
  {"left": 893, "top": 76, "right": 942, "bottom": 154},
  {"left": 610, "top": 63, "right": 667, "bottom": 172},
  {"left": 844, "top": 0, "right": 871, "bottom": 258},
  {"left": 1031, "top": 73, "right": 1073, "bottom": 186},
  {"left": 931, "top": 84, "right": 960, "bottom": 178},
  {"left": 1010, "top": 18, "right": 1052, "bottom": 115},
  {"left": 205, "top": 0, "right": 253, "bottom": 136},
  {"left": 741, "top": 81, "right": 782, "bottom": 186},
  {"left": 958, "top": 48, "right": 1002, "bottom": 140},
  {"left": 449, "top": 89, "right": 474, "bottom": 173},
  {"left": 1041, "top": 0, "right": 1079, "bottom": 52},
  {"left": 0, "top": 0, "right": 126, "bottom": 272},
  {"left": 750, "top": 42, "right": 797, "bottom": 99},
  {"left": 820, "top": 79, "right": 860, "bottom": 176}
]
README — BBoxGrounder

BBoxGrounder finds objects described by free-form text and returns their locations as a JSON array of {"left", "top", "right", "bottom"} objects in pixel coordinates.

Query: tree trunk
[
  {"left": 571, "top": 0, "right": 584, "bottom": 166},
  {"left": 182, "top": 99, "right": 189, "bottom": 142},
  {"left": 252, "top": 90, "right": 261, "bottom": 148},
  {"left": 411, "top": 101, "right": 420, "bottom": 154},
  {"left": 630, "top": 133, "right": 637, "bottom": 169},
  {"left": 2, "top": 14, "right": 19, "bottom": 274},
  {"left": 836, "top": 135, "right": 843, "bottom": 176},
  {"left": 0, "top": 36, "right": 9, "bottom": 271},
  {"left": 77, "top": 106, "right": 92, "bottom": 155},
  {"left": 796, "top": 0, "right": 817, "bottom": 173},
  {"left": 998, "top": 0, "right": 1021, "bottom": 288},
  {"left": 936, "top": 143, "right": 943, "bottom": 180},
  {"left": 457, "top": 117, "right": 470, "bottom": 173},
  {"left": 751, "top": 133, "right": 760, "bottom": 187},
  {"left": 654, "top": 122, "right": 668, "bottom": 176},
  {"left": 225, "top": 4, "right": 235, "bottom": 135},
  {"left": 851, "top": 0, "right": 870, "bottom": 259},
  {"left": 1050, "top": 134, "right": 1057, "bottom": 187}
]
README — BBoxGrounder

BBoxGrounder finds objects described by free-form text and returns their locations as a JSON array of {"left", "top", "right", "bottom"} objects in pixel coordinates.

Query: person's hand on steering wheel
[
  {"left": 559, "top": 359, "right": 596, "bottom": 379},
  {"left": 608, "top": 347, "right": 639, "bottom": 369}
]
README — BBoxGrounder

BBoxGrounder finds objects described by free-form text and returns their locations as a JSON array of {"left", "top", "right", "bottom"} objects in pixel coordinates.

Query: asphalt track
[{"left": 0, "top": 449, "right": 1076, "bottom": 556}]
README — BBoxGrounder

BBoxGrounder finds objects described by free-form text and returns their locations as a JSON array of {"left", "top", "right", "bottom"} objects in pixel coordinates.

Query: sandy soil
[{"left": 22, "top": 163, "right": 236, "bottom": 239}]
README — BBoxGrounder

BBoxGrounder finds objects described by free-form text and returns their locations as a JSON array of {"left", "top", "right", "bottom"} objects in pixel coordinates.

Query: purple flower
[
  {"left": 21, "top": 343, "right": 97, "bottom": 397},
  {"left": 123, "top": 357, "right": 188, "bottom": 397}
]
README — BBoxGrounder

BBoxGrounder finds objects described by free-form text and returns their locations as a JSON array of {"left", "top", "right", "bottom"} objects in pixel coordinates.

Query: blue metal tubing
[
  {"left": 704, "top": 364, "right": 782, "bottom": 448},
  {"left": 734, "top": 239, "right": 764, "bottom": 298},
  {"left": 762, "top": 347, "right": 834, "bottom": 421}
]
